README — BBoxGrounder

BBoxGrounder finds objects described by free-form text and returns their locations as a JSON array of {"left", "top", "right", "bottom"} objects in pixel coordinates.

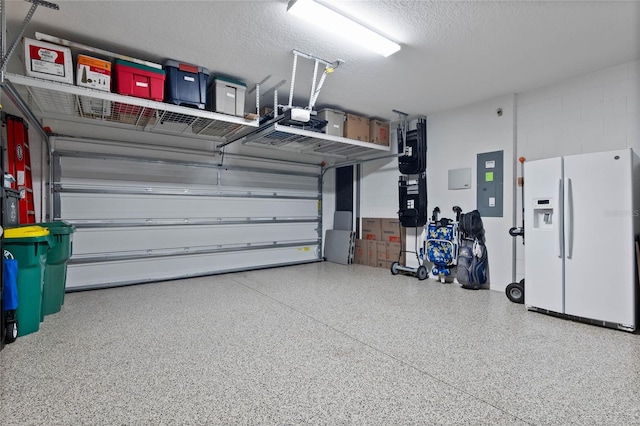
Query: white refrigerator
[{"left": 524, "top": 148, "right": 640, "bottom": 331}]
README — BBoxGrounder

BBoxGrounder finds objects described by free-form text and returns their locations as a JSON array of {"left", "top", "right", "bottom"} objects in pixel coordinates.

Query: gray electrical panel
[{"left": 477, "top": 151, "right": 503, "bottom": 217}]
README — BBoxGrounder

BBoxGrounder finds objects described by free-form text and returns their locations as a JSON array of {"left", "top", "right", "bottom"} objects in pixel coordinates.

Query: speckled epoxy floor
[{"left": 1, "top": 262, "right": 639, "bottom": 425}]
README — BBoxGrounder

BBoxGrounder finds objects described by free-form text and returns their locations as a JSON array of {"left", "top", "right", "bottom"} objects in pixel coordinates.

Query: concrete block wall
[
  {"left": 515, "top": 59, "right": 640, "bottom": 282},
  {"left": 426, "top": 94, "right": 516, "bottom": 291},
  {"left": 361, "top": 97, "right": 516, "bottom": 291}
]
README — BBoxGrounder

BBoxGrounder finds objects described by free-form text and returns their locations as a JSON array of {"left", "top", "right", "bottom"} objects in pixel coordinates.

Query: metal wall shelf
[
  {"left": 5, "top": 73, "right": 259, "bottom": 141},
  {"left": 231, "top": 122, "right": 391, "bottom": 159},
  {"left": 5, "top": 73, "right": 392, "bottom": 159}
]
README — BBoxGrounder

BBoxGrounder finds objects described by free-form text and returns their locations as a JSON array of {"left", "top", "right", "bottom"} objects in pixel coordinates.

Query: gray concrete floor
[{"left": 1, "top": 262, "right": 639, "bottom": 425}]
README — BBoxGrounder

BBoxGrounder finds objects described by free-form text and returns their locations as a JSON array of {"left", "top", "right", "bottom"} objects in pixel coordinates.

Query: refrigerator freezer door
[
  {"left": 524, "top": 157, "right": 564, "bottom": 313},
  {"left": 563, "top": 149, "right": 636, "bottom": 327}
]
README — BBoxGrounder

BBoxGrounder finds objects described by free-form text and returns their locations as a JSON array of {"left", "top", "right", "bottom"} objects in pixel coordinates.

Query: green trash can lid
[
  {"left": 38, "top": 221, "right": 75, "bottom": 234},
  {"left": 5, "top": 225, "right": 50, "bottom": 239}
]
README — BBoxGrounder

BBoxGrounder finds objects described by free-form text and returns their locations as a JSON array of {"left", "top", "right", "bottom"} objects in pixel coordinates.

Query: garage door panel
[
  {"left": 59, "top": 156, "right": 318, "bottom": 194},
  {"left": 72, "top": 223, "right": 319, "bottom": 255},
  {"left": 66, "top": 245, "right": 319, "bottom": 290},
  {"left": 59, "top": 194, "right": 319, "bottom": 220},
  {"left": 52, "top": 137, "right": 323, "bottom": 290},
  {"left": 60, "top": 156, "right": 220, "bottom": 186}
]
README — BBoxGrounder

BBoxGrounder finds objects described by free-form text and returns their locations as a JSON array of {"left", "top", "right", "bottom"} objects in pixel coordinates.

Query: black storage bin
[{"left": 164, "top": 60, "right": 209, "bottom": 110}]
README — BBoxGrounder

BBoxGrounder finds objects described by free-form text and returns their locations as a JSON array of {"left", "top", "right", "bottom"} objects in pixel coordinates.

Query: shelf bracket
[
  {"left": 286, "top": 49, "right": 344, "bottom": 112},
  {"left": 248, "top": 75, "right": 271, "bottom": 116},
  {"left": 1, "top": 78, "right": 50, "bottom": 144},
  {"left": 393, "top": 109, "right": 409, "bottom": 157},
  {"left": 0, "top": 0, "right": 60, "bottom": 79}
]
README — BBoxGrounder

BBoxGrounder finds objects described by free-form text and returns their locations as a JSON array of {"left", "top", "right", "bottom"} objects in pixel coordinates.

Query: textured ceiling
[{"left": 4, "top": 0, "right": 640, "bottom": 121}]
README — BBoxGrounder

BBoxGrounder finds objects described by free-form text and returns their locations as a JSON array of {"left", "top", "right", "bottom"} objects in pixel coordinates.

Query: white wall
[
  {"left": 361, "top": 156, "right": 399, "bottom": 218},
  {"left": 515, "top": 59, "right": 640, "bottom": 282},
  {"left": 427, "top": 94, "right": 516, "bottom": 291},
  {"left": 358, "top": 60, "right": 639, "bottom": 292},
  {"left": 359, "top": 98, "right": 516, "bottom": 292}
]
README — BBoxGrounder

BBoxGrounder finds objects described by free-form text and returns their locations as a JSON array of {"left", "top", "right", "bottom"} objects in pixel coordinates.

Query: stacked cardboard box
[
  {"left": 344, "top": 113, "right": 370, "bottom": 142},
  {"left": 353, "top": 217, "right": 406, "bottom": 268},
  {"left": 369, "top": 119, "right": 390, "bottom": 146}
]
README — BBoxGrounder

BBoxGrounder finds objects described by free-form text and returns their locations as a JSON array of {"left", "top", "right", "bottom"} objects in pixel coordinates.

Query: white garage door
[{"left": 50, "top": 137, "right": 322, "bottom": 290}]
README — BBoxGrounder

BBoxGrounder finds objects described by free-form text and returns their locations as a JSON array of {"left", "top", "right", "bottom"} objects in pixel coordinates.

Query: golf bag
[{"left": 456, "top": 209, "right": 488, "bottom": 289}]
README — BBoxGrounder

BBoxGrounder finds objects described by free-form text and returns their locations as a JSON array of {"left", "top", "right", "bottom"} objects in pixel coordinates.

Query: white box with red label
[{"left": 24, "top": 38, "right": 74, "bottom": 84}]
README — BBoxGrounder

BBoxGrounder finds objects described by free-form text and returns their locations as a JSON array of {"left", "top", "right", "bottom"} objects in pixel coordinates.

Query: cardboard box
[
  {"left": 115, "top": 110, "right": 157, "bottom": 126},
  {"left": 366, "top": 240, "right": 378, "bottom": 267},
  {"left": 24, "top": 38, "right": 74, "bottom": 84},
  {"left": 77, "top": 55, "right": 113, "bottom": 117},
  {"left": 362, "top": 218, "right": 381, "bottom": 240},
  {"left": 79, "top": 98, "right": 112, "bottom": 117},
  {"left": 376, "top": 241, "right": 386, "bottom": 261},
  {"left": 377, "top": 259, "right": 387, "bottom": 268},
  {"left": 369, "top": 120, "right": 390, "bottom": 146},
  {"left": 354, "top": 239, "right": 366, "bottom": 265},
  {"left": 260, "top": 107, "right": 273, "bottom": 117},
  {"left": 386, "top": 242, "right": 406, "bottom": 265},
  {"left": 77, "top": 55, "right": 111, "bottom": 91},
  {"left": 380, "top": 218, "right": 406, "bottom": 243},
  {"left": 344, "top": 113, "right": 370, "bottom": 142}
]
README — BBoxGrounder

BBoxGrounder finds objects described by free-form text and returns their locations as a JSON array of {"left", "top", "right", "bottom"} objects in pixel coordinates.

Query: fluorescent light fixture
[{"left": 287, "top": 0, "right": 401, "bottom": 57}]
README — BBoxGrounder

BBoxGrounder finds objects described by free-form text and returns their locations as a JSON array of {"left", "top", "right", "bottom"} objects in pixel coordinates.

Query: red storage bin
[{"left": 114, "top": 59, "right": 165, "bottom": 101}]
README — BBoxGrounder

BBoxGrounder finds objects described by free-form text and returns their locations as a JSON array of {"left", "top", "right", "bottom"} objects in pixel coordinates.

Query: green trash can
[
  {"left": 4, "top": 226, "right": 50, "bottom": 337},
  {"left": 38, "top": 221, "right": 74, "bottom": 317}
]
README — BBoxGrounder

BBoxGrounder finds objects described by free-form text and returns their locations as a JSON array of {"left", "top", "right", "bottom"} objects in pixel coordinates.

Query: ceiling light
[{"left": 287, "top": 0, "right": 401, "bottom": 57}]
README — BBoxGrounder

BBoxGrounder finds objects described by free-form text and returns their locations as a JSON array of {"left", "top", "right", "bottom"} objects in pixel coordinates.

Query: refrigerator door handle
[
  {"left": 566, "top": 178, "right": 573, "bottom": 259},
  {"left": 558, "top": 178, "right": 563, "bottom": 258}
]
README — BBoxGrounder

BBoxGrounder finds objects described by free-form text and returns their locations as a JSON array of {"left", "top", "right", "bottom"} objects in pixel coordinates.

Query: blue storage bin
[
  {"left": 3, "top": 251, "right": 18, "bottom": 312},
  {"left": 3, "top": 250, "right": 19, "bottom": 344},
  {"left": 163, "top": 60, "right": 209, "bottom": 109}
]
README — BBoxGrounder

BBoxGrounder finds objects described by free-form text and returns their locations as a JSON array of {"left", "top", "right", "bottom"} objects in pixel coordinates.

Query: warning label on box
[{"left": 29, "top": 46, "right": 66, "bottom": 77}]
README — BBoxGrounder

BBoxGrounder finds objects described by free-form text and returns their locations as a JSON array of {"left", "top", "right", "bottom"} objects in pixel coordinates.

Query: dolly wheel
[
  {"left": 390, "top": 262, "right": 400, "bottom": 275},
  {"left": 5, "top": 322, "right": 18, "bottom": 344},
  {"left": 506, "top": 282, "right": 524, "bottom": 304},
  {"left": 417, "top": 265, "right": 428, "bottom": 281}
]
